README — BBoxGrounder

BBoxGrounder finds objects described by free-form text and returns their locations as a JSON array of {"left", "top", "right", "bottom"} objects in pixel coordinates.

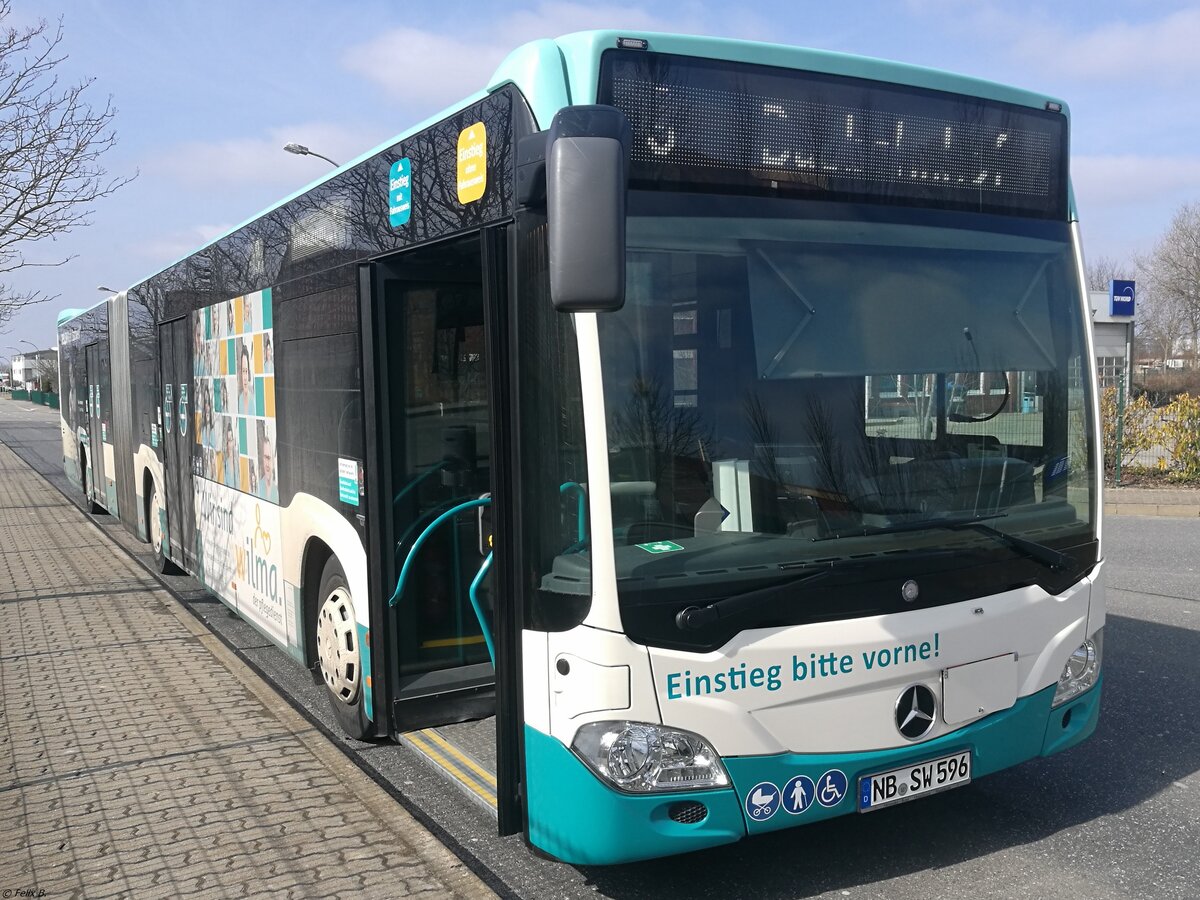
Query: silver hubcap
[
  {"left": 316, "top": 585, "right": 360, "bottom": 704},
  {"left": 150, "top": 489, "right": 163, "bottom": 553}
]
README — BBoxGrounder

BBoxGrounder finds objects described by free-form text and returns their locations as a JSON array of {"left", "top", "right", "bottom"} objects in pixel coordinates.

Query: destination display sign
[{"left": 599, "top": 50, "right": 1069, "bottom": 218}]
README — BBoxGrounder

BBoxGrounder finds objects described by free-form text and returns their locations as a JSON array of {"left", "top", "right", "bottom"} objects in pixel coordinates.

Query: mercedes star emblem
[{"left": 895, "top": 683, "right": 938, "bottom": 740}]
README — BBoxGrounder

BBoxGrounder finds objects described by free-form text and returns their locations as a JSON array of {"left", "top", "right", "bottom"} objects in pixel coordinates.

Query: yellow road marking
[
  {"left": 406, "top": 732, "right": 497, "bottom": 808},
  {"left": 419, "top": 728, "right": 497, "bottom": 787}
]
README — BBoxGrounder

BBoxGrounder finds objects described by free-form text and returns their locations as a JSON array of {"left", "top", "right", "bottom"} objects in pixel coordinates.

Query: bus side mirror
[{"left": 546, "top": 105, "right": 631, "bottom": 313}]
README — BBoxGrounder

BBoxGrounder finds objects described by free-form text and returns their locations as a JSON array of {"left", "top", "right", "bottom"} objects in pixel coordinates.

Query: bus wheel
[
  {"left": 315, "top": 556, "right": 372, "bottom": 739},
  {"left": 148, "top": 484, "right": 180, "bottom": 575}
]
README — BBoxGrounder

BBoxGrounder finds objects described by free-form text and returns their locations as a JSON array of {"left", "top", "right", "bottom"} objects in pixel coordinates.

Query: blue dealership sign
[{"left": 1110, "top": 279, "right": 1135, "bottom": 317}]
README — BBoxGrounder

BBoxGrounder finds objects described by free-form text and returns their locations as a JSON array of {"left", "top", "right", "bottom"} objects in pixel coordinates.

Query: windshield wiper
[
  {"left": 673, "top": 543, "right": 974, "bottom": 632},
  {"left": 815, "top": 514, "right": 1071, "bottom": 572},
  {"left": 675, "top": 567, "right": 833, "bottom": 631},
  {"left": 947, "top": 519, "right": 1072, "bottom": 571}
]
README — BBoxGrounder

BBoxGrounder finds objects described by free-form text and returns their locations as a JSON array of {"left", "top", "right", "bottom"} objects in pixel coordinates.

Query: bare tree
[
  {"left": 1138, "top": 202, "right": 1200, "bottom": 366},
  {"left": 1136, "top": 290, "right": 1189, "bottom": 368},
  {"left": 35, "top": 352, "right": 56, "bottom": 391},
  {"left": 1085, "top": 254, "right": 1129, "bottom": 292},
  {"left": 0, "top": 3, "right": 133, "bottom": 330}
]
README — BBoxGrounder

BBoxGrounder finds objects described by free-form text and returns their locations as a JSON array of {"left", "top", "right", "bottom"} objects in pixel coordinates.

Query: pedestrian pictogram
[{"left": 781, "top": 774, "right": 816, "bottom": 815}]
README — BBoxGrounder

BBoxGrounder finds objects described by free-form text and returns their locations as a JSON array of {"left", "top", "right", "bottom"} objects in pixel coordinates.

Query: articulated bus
[{"left": 58, "top": 31, "right": 1104, "bottom": 864}]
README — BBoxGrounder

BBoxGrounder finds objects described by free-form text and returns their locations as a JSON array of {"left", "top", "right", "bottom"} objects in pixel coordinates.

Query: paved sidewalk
[
  {"left": 1105, "top": 485, "right": 1200, "bottom": 518},
  {"left": 0, "top": 444, "right": 494, "bottom": 899}
]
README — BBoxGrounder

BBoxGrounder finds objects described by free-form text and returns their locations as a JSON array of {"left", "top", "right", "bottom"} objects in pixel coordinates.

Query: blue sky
[{"left": 5, "top": 0, "right": 1197, "bottom": 348}]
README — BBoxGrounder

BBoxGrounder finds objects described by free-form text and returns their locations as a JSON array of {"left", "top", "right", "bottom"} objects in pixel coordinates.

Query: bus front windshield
[{"left": 592, "top": 195, "right": 1097, "bottom": 646}]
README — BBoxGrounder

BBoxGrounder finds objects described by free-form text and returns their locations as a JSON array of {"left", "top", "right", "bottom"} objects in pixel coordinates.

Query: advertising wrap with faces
[
  {"left": 191, "top": 289, "right": 290, "bottom": 648},
  {"left": 192, "top": 289, "right": 278, "bottom": 503}
]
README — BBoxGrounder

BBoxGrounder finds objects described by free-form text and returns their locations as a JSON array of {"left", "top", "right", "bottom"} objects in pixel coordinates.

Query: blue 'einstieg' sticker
[{"left": 389, "top": 157, "right": 412, "bottom": 227}]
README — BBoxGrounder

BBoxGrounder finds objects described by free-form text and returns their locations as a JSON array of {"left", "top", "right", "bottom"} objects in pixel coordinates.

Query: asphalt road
[{"left": 3, "top": 396, "right": 1197, "bottom": 899}]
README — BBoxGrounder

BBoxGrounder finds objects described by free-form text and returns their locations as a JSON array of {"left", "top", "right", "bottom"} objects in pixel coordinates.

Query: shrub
[
  {"left": 1160, "top": 393, "right": 1200, "bottom": 480},
  {"left": 1100, "top": 386, "right": 1161, "bottom": 471},
  {"left": 1136, "top": 370, "right": 1200, "bottom": 406}
]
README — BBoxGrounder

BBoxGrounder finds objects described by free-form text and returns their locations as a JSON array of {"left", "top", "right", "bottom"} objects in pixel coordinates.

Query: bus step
[{"left": 401, "top": 720, "right": 497, "bottom": 813}]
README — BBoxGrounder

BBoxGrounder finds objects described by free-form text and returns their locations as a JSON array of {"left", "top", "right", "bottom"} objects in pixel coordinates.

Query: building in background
[
  {"left": 11, "top": 349, "right": 59, "bottom": 392},
  {"left": 1090, "top": 287, "right": 1135, "bottom": 392}
]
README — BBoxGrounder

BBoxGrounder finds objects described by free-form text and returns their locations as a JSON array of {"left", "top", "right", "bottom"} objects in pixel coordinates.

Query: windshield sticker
[
  {"left": 636, "top": 540, "right": 684, "bottom": 554},
  {"left": 388, "top": 157, "right": 412, "bottom": 227},
  {"left": 456, "top": 122, "right": 486, "bottom": 203},
  {"left": 1045, "top": 455, "right": 1069, "bottom": 487},
  {"left": 338, "top": 458, "right": 359, "bottom": 506},
  {"left": 663, "top": 634, "right": 940, "bottom": 701}
]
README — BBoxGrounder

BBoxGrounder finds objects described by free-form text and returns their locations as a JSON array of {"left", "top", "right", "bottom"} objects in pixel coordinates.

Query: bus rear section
[{"left": 58, "top": 295, "right": 137, "bottom": 522}]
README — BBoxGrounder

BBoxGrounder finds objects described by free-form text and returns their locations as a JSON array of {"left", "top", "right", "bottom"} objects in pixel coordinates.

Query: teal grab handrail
[
  {"left": 394, "top": 496, "right": 459, "bottom": 566},
  {"left": 388, "top": 496, "right": 492, "bottom": 609},
  {"left": 560, "top": 481, "right": 587, "bottom": 544},
  {"left": 388, "top": 496, "right": 492, "bottom": 608},
  {"left": 469, "top": 551, "right": 495, "bottom": 665},
  {"left": 389, "top": 495, "right": 496, "bottom": 667},
  {"left": 393, "top": 461, "right": 448, "bottom": 512}
]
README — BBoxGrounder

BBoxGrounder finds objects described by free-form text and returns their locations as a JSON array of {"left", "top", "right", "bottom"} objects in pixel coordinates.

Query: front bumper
[{"left": 524, "top": 678, "right": 1102, "bottom": 864}]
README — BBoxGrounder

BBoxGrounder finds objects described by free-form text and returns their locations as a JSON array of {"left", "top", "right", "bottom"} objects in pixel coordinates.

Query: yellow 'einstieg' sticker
[{"left": 457, "top": 122, "right": 487, "bottom": 204}]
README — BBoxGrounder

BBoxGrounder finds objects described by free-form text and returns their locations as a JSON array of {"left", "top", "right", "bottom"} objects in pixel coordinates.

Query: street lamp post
[{"left": 283, "top": 142, "right": 339, "bottom": 168}]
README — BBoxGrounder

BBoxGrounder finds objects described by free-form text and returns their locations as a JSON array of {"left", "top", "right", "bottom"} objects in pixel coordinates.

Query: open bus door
[
  {"left": 83, "top": 342, "right": 106, "bottom": 508},
  {"left": 360, "top": 226, "right": 524, "bottom": 836},
  {"left": 157, "top": 317, "right": 197, "bottom": 570}
]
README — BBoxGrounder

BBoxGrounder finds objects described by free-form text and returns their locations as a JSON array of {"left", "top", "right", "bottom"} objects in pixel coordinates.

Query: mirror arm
[{"left": 516, "top": 131, "right": 548, "bottom": 208}]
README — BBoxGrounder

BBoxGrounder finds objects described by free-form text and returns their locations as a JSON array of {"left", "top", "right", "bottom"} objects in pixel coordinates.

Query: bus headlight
[
  {"left": 571, "top": 721, "right": 730, "bottom": 793},
  {"left": 1052, "top": 631, "right": 1102, "bottom": 707}
]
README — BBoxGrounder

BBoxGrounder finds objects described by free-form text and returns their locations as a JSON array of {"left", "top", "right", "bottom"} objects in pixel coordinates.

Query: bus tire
[
  {"left": 315, "top": 556, "right": 372, "bottom": 740},
  {"left": 147, "top": 482, "right": 181, "bottom": 575}
]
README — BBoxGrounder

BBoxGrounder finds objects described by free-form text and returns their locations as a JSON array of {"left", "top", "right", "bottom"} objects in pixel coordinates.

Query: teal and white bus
[{"left": 58, "top": 31, "right": 1104, "bottom": 865}]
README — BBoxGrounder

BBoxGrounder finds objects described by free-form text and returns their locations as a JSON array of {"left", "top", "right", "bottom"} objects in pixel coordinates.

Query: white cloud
[
  {"left": 1011, "top": 7, "right": 1200, "bottom": 83},
  {"left": 909, "top": 3, "right": 1200, "bottom": 85},
  {"left": 340, "top": 2, "right": 768, "bottom": 109},
  {"left": 1072, "top": 154, "right": 1200, "bottom": 208},
  {"left": 343, "top": 27, "right": 502, "bottom": 108},
  {"left": 144, "top": 122, "right": 381, "bottom": 188},
  {"left": 1071, "top": 153, "right": 1200, "bottom": 260}
]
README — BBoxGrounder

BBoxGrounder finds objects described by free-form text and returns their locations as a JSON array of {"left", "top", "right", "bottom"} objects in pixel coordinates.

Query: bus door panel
[
  {"left": 84, "top": 342, "right": 105, "bottom": 507},
  {"left": 362, "top": 234, "right": 500, "bottom": 733},
  {"left": 157, "top": 318, "right": 197, "bottom": 569}
]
